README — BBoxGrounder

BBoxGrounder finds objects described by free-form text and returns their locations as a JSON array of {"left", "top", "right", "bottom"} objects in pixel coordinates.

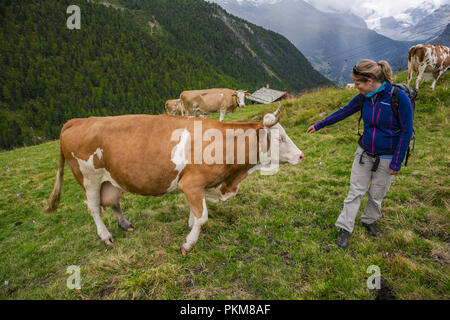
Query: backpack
[{"left": 357, "top": 83, "right": 417, "bottom": 166}]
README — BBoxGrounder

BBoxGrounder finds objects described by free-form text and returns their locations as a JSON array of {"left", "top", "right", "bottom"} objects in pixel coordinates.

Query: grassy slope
[{"left": 0, "top": 72, "right": 448, "bottom": 299}]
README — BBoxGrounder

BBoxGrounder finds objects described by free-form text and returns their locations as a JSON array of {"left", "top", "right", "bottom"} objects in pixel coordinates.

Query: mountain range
[
  {"left": 373, "top": 3, "right": 450, "bottom": 41},
  {"left": 211, "top": 0, "right": 418, "bottom": 83},
  {"left": 430, "top": 23, "right": 450, "bottom": 45}
]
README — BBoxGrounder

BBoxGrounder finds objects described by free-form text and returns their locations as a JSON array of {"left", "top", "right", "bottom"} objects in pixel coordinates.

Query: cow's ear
[
  {"left": 263, "top": 114, "right": 278, "bottom": 128},
  {"left": 232, "top": 93, "right": 237, "bottom": 97},
  {"left": 245, "top": 93, "right": 251, "bottom": 97},
  {"left": 263, "top": 106, "right": 281, "bottom": 128}
]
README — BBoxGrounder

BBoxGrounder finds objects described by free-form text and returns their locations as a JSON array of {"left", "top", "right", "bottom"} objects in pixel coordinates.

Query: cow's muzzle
[
  {"left": 289, "top": 152, "right": 304, "bottom": 165},
  {"left": 299, "top": 153, "right": 304, "bottom": 162}
]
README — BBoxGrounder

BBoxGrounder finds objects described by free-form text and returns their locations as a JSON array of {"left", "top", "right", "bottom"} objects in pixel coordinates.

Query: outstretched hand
[
  {"left": 307, "top": 125, "right": 316, "bottom": 134},
  {"left": 307, "top": 123, "right": 398, "bottom": 175}
]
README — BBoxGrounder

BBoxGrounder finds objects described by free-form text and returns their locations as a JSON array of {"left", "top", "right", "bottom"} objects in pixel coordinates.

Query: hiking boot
[
  {"left": 336, "top": 228, "right": 350, "bottom": 248},
  {"left": 361, "top": 222, "right": 382, "bottom": 238}
]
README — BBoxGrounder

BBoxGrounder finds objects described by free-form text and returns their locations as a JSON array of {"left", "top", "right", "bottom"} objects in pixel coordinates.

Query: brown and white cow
[
  {"left": 165, "top": 99, "right": 185, "bottom": 116},
  {"left": 44, "top": 107, "right": 304, "bottom": 255},
  {"left": 346, "top": 83, "right": 355, "bottom": 89},
  {"left": 407, "top": 44, "right": 450, "bottom": 90},
  {"left": 180, "top": 88, "right": 250, "bottom": 121}
]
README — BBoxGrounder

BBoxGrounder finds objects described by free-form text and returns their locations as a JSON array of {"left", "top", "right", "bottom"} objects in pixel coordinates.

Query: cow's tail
[{"left": 44, "top": 147, "right": 65, "bottom": 213}]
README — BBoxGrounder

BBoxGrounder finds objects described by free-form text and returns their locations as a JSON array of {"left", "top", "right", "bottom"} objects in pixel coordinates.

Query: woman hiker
[{"left": 306, "top": 59, "right": 413, "bottom": 248}]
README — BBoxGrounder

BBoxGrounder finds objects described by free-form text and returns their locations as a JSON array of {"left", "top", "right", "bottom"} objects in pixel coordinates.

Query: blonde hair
[{"left": 352, "top": 59, "right": 394, "bottom": 83}]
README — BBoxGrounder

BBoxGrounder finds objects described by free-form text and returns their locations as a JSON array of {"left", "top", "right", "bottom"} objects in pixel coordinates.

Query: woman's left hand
[{"left": 389, "top": 169, "right": 398, "bottom": 175}]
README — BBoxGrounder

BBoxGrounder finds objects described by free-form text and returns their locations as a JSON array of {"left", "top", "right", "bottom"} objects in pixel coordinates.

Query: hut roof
[{"left": 247, "top": 87, "right": 287, "bottom": 104}]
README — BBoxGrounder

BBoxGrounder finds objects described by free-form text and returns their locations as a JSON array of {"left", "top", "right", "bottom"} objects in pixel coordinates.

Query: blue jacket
[{"left": 313, "top": 82, "right": 413, "bottom": 171}]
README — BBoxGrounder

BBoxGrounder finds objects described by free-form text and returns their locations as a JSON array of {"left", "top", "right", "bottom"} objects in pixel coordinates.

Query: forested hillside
[
  {"left": 118, "top": 0, "right": 330, "bottom": 91},
  {"left": 0, "top": 0, "right": 331, "bottom": 150}
]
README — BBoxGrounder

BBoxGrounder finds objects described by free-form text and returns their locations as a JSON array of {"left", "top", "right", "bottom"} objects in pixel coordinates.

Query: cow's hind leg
[
  {"left": 415, "top": 64, "right": 427, "bottom": 90},
  {"left": 407, "top": 66, "right": 414, "bottom": 87},
  {"left": 112, "top": 205, "right": 134, "bottom": 231},
  {"left": 100, "top": 181, "right": 134, "bottom": 231},
  {"left": 85, "top": 186, "right": 114, "bottom": 246},
  {"left": 179, "top": 183, "right": 208, "bottom": 256}
]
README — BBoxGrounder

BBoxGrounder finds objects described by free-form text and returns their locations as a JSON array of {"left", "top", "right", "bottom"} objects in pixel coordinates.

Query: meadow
[{"left": 0, "top": 71, "right": 448, "bottom": 299}]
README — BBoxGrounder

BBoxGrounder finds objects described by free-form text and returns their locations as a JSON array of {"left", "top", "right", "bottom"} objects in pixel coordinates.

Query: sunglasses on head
[{"left": 352, "top": 66, "right": 373, "bottom": 79}]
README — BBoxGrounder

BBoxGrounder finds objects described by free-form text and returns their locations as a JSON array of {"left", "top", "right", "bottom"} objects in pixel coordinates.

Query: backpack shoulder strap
[
  {"left": 357, "top": 94, "right": 365, "bottom": 136},
  {"left": 390, "top": 85, "right": 400, "bottom": 122}
]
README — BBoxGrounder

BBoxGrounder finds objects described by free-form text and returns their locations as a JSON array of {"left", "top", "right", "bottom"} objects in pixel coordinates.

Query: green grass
[{"left": 0, "top": 72, "right": 449, "bottom": 299}]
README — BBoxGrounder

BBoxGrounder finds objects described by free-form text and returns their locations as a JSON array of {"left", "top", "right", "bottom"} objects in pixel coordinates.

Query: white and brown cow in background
[
  {"left": 346, "top": 83, "right": 355, "bottom": 89},
  {"left": 180, "top": 88, "right": 250, "bottom": 121},
  {"left": 44, "top": 107, "right": 304, "bottom": 255},
  {"left": 165, "top": 99, "right": 185, "bottom": 116},
  {"left": 407, "top": 44, "right": 450, "bottom": 90}
]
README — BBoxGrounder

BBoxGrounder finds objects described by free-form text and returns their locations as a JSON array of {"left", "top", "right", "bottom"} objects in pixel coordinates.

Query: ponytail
[{"left": 377, "top": 60, "right": 394, "bottom": 83}]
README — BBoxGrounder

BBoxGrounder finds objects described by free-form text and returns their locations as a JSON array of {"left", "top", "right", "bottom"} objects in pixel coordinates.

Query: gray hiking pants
[{"left": 335, "top": 147, "right": 395, "bottom": 233}]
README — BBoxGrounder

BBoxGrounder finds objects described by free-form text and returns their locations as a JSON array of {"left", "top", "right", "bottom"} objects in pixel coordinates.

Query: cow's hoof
[
  {"left": 103, "top": 236, "right": 114, "bottom": 247},
  {"left": 118, "top": 220, "right": 135, "bottom": 232},
  {"left": 180, "top": 245, "right": 187, "bottom": 256}
]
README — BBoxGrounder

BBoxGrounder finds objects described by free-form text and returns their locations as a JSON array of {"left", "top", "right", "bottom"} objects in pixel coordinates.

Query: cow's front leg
[
  {"left": 431, "top": 70, "right": 445, "bottom": 90},
  {"left": 219, "top": 110, "right": 225, "bottom": 121},
  {"left": 179, "top": 187, "right": 208, "bottom": 256}
]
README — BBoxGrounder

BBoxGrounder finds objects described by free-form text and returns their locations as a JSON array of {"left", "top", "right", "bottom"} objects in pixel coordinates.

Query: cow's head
[
  {"left": 262, "top": 105, "right": 304, "bottom": 165},
  {"left": 233, "top": 90, "right": 250, "bottom": 108}
]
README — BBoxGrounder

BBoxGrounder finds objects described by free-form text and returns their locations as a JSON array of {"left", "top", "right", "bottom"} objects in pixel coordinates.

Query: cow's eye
[{"left": 279, "top": 136, "right": 286, "bottom": 143}]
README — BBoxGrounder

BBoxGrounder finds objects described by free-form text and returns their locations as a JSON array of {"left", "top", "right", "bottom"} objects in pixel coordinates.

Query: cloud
[
  {"left": 304, "top": 0, "right": 447, "bottom": 19},
  {"left": 231, "top": 0, "right": 447, "bottom": 19}
]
